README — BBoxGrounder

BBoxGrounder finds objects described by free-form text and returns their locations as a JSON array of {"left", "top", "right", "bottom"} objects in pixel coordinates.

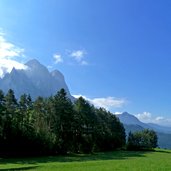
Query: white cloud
[
  {"left": 155, "top": 116, "right": 164, "bottom": 121},
  {"left": 0, "top": 33, "right": 27, "bottom": 78},
  {"left": 73, "top": 94, "right": 87, "bottom": 99},
  {"left": 153, "top": 116, "right": 171, "bottom": 126},
  {"left": 135, "top": 112, "right": 171, "bottom": 126},
  {"left": 90, "top": 97, "right": 126, "bottom": 109},
  {"left": 70, "top": 50, "right": 88, "bottom": 65},
  {"left": 70, "top": 50, "right": 85, "bottom": 61},
  {"left": 0, "top": 35, "right": 24, "bottom": 59},
  {"left": 114, "top": 112, "right": 122, "bottom": 115},
  {"left": 53, "top": 54, "right": 63, "bottom": 64},
  {"left": 0, "top": 59, "right": 27, "bottom": 78},
  {"left": 154, "top": 117, "right": 171, "bottom": 126},
  {"left": 136, "top": 112, "right": 152, "bottom": 121},
  {"left": 73, "top": 94, "right": 126, "bottom": 110}
]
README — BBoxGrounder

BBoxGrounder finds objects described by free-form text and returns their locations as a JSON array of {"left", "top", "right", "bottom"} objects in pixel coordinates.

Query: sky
[{"left": 0, "top": 0, "right": 171, "bottom": 126}]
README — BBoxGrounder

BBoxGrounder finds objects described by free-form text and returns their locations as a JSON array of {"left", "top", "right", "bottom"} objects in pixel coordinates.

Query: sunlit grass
[{"left": 0, "top": 149, "right": 171, "bottom": 171}]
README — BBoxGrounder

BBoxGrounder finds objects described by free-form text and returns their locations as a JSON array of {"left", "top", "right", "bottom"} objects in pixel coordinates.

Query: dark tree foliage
[
  {"left": 0, "top": 88, "right": 126, "bottom": 156},
  {"left": 74, "top": 97, "right": 96, "bottom": 153},
  {"left": 52, "top": 89, "right": 75, "bottom": 154},
  {"left": 127, "top": 129, "right": 158, "bottom": 150}
]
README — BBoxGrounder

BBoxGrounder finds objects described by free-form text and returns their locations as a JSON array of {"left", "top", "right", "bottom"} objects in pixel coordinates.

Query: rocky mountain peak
[
  {"left": 25, "top": 59, "right": 41, "bottom": 67},
  {"left": 51, "top": 70, "right": 64, "bottom": 80},
  {"left": 0, "top": 59, "right": 73, "bottom": 100}
]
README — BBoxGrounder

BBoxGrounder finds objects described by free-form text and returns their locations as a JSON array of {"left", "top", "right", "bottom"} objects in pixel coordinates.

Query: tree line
[
  {"left": 0, "top": 88, "right": 158, "bottom": 156},
  {"left": 0, "top": 88, "right": 126, "bottom": 156}
]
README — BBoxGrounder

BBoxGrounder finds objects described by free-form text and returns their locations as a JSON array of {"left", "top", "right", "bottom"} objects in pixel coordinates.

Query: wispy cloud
[
  {"left": 70, "top": 50, "right": 85, "bottom": 61},
  {"left": 0, "top": 32, "right": 27, "bottom": 78},
  {"left": 114, "top": 112, "right": 122, "bottom": 115},
  {"left": 153, "top": 117, "right": 171, "bottom": 126},
  {"left": 70, "top": 50, "right": 88, "bottom": 65},
  {"left": 53, "top": 53, "right": 63, "bottom": 64},
  {"left": 155, "top": 116, "right": 164, "bottom": 121},
  {"left": 135, "top": 112, "right": 171, "bottom": 126},
  {"left": 0, "top": 34, "right": 24, "bottom": 59},
  {"left": 90, "top": 97, "right": 126, "bottom": 109},
  {"left": 52, "top": 49, "right": 88, "bottom": 66},
  {"left": 136, "top": 112, "right": 152, "bottom": 122},
  {"left": 73, "top": 94, "right": 127, "bottom": 110}
]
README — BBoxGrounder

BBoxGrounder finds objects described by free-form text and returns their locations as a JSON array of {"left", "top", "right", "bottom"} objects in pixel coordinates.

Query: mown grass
[{"left": 0, "top": 149, "right": 171, "bottom": 171}]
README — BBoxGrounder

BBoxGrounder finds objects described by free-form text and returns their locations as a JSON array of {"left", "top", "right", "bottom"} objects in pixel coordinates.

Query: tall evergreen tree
[
  {"left": 0, "top": 90, "right": 5, "bottom": 126},
  {"left": 74, "top": 97, "right": 96, "bottom": 153},
  {"left": 0, "top": 90, "right": 5, "bottom": 153},
  {"left": 94, "top": 108, "right": 125, "bottom": 151},
  {"left": 52, "top": 89, "right": 75, "bottom": 153},
  {"left": 5, "top": 89, "right": 18, "bottom": 115}
]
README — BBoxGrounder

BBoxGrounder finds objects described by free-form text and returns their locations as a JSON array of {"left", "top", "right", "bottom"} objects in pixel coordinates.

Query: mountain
[
  {"left": 0, "top": 59, "right": 73, "bottom": 100},
  {"left": 117, "top": 112, "right": 171, "bottom": 149},
  {"left": 117, "top": 112, "right": 150, "bottom": 128},
  {"left": 147, "top": 123, "right": 171, "bottom": 134}
]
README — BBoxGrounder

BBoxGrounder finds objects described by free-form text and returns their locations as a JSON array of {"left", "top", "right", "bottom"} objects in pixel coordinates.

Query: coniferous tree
[
  {"left": 0, "top": 90, "right": 5, "bottom": 128},
  {"left": 2, "top": 89, "right": 18, "bottom": 154},
  {"left": 0, "top": 90, "right": 5, "bottom": 153},
  {"left": 74, "top": 97, "right": 96, "bottom": 153},
  {"left": 5, "top": 89, "right": 18, "bottom": 114},
  {"left": 52, "top": 89, "right": 75, "bottom": 153},
  {"left": 94, "top": 108, "right": 125, "bottom": 151}
]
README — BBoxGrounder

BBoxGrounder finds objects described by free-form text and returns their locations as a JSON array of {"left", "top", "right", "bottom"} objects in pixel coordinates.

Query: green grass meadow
[{"left": 0, "top": 149, "right": 171, "bottom": 171}]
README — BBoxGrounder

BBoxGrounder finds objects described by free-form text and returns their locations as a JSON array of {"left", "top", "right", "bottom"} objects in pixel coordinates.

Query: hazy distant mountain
[
  {"left": 117, "top": 112, "right": 171, "bottom": 149},
  {"left": 147, "top": 123, "right": 171, "bottom": 134},
  {"left": 0, "top": 59, "right": 73, "bottom": 100},
  {"left": 117, "top": 112, "right": 151, "bottom": 129}
]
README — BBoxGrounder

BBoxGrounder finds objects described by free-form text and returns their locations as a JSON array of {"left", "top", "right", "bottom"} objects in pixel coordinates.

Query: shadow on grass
[
  {"left": 0, "top": 150, "right": 149, "bottom": 166},
  {"left": 154, "top": 149, "right": 171, "bottom": 154},
  {"left": 0, "top": 166, "right": 39, "bottom": 171}
]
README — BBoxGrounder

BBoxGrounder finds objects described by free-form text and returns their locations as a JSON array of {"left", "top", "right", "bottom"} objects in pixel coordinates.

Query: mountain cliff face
[
  {"left": 116, "top": 112, "right": 171, "bottom": 149},
  {"left": 0, "top": 59, "right": 73, "bottom": 100}
]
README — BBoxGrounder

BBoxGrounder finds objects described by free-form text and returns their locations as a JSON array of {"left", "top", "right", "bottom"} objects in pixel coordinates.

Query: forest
[{"left": 0, "top": 88, "right": 126, "bottom": 156}]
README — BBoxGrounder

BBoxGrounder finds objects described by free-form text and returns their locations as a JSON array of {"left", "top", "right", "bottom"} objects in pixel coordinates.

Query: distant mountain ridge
[
  {"left": 117, "top": 112, "right": 171, "bottom": 134},
  {"left": 117, "top": 112, "right": 150, "bottom": 129},
  {"left": 117, "top": 112, "right": 171, "bottom": 149},
  {"left": 0, "top": 59, "right": 73, "bottom": 100}
]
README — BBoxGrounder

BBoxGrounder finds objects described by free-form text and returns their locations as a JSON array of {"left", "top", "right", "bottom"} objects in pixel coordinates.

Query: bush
[{"left": 127, "top": 129, "right": 158, "bottom": 150}]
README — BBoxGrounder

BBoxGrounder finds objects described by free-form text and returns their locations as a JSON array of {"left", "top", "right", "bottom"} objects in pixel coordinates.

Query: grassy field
[{"left": 0, "top": 149, "right": 171, "bottom": 171}]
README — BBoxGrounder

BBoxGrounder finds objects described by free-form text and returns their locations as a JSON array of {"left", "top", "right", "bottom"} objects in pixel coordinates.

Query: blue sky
[{"left": 0, "top": 0, "right": 171, "bottom": 126}]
